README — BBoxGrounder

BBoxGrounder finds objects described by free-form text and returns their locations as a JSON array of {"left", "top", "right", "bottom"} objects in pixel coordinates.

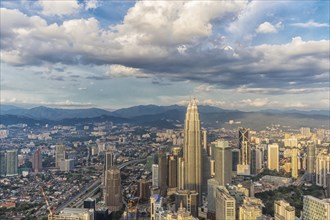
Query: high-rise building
[
  {"left": 307, "top": 143, "right": 316, "bottom": 182},
  {"left": 239, "top": 197, "right": 263, "bottom": 220},
  {"left": 138, "top": 179, "right": 151, "bottom": 200},
  {"left": 232, "top": 149, "right": 240, "bottom": 173},
  {"left": 213, "top": 140, "right": 232, "bottom": 186},
  {"left": 150, "top": 194, "right": 163, "bottom": 220},
  {"left": 300, "top": 127, "right": 311, "bottom": 137},
  {"left": 215, "top": 186, "right": 236, "bottom": 220},
  {"left": 183, "top": 99, "right": 202, "bottom": 203},
  {"left": 6, "top": 150, "right": 18, "bottom": 176},
  {"left": 239, "top": 128, "right": 250, "bottom": 165},
  {"left": 168, "top": 155, "right": 177, "bottom": 189},
  {"left": 152, "top": 164, "right": 159, "bottom": 189},
  {"left": 255, "top": 147, "right": 263, "bottom": 173},
  {"left": 105, "top": 150, "right": 114, "bottom": 170},
  {"left": 291, "top": 148, "right": 299, "bottom": 178},
  {"left": 268, "top": 144, "right": 279, "bottom": 172},
  {"left": 177, "top": 157, "right": 185, "bottom": 190},
  {"left": 55, "top": 144, "right": 65, "bottom": 168},
  {"left": 202, "top": 129, "right": 209, "bottom": 195},
  {"left": 32, "top": 149, "right": 42, "bottom": 173},
  {"left": 104, "top": 167, "right": 122, "bottom": 211},
  {"left": 274, "top": 200, "right": 295, "bottom": 220},
  {"left": 303, "top": 196, "right": 330, "bottom": 220},
  {"left": 158, "top": 150, "right": 168, "bottom": 196},
  {"left": 0, "top": 151, "right": 6, "bottom": 177},
  {"left": 316, "top": 151, "right": 330, "bottom": 187},
  {"left": 327, "top": 174, "right": 330, "bottom": 198},
  {"left": 207, "top": 179, "right": 219, "bottom": 219},
  {"left": 175, "top": 190, "right": 198, "bottom": 217},
  {"left": 59, "top": 159, "right": 74, "bottom": 172}
]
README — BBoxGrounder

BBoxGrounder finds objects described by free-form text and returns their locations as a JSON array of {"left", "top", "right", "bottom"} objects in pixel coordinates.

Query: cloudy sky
[{"left": 1, "top": 0, "right": 329, "bottom": 110}]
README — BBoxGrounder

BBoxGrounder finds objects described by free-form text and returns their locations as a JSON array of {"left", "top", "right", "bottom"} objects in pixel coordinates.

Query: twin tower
[{"left": 176, "top": 99, "right": 202, "bottom": 216}]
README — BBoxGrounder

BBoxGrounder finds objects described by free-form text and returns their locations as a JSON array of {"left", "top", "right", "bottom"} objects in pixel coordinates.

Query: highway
[{"left": 55, "top": 158, "right": 147, "bottom": 213}]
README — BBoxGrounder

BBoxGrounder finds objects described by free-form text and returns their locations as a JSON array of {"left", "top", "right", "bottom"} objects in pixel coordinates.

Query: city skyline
[{"left": 1, "top": 0, "right": 329, "bottom": 110}]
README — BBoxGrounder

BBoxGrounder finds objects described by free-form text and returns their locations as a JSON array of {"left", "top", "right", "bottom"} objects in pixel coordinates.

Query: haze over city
[{"left": 1, "top": 0, "right": 329, "bottom": 110}]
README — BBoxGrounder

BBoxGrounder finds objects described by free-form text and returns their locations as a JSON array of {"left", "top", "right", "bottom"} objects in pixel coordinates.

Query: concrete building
[
  {"left": 307, "top": 143, "right": 316, "bottom": 182},
  {"left": 239, "top": 128, "right": 250, "bottom": 165},
  {"left": 300, "top": 127, "right": 311, "bottom": 137},
  {"left": 150, "top": 194, "right": 163, "bottom": 220},
  {"left": 0, "top": 151, "right": 7, "bottom": 177},
  {"left": 213, "top": 140, "right": 232, "bottom": 186},
  {"left": 239, "top": 197, "right": 263, "bottom": 220},
  {"left": 182, "top": 99, "right": 202, "bottom": 204},
  {"left": 32, "top": 149, "right": 42, "bottom": 173},
  {"left": 215, "top": 186, "right": 236, "bottom": 220},
  {"left": 55, "top": 144, "right": 65, "bottom": 168},
  {"left": 104, "top": 167, "right": 122, "bottom": 211},
  {"left": 152, "top": 164, "right": 159, "bottom": 189},
  {"left": 60, "top": 159, "right": 74, "bottom": 172},
  {"left": 274, "top": 200, "right": 295, "bottom": 220},
  {"left": 232, "top": 149, "right": 240, "bottom": 173},
  {"left": 6, "top": 149, "right": 18, "bottom": 176},
  {"left": 202, "top": 129, "right": 210, "bottom": 195},
  {"left": 158, "top": 150, "right": 168, "bottom": 196},
  {"left": 52, "top": 208, "right": 94, "bottom": 220},
  {"left": 176, "top": 190, "right": 198, "bottom": 217},
  {"left": 291, "top": 148, "right": 299, "bottom": 178},
  {"left": 303, "top": 196, "right": 330, "bottom": 220},
  {"left": 207, "top": 179, "right": 219, "bottom": 219},
  {"left": 168, "top": 155, "right": 177, "bottom": 189},
  {"left": 255, "top": 147, "right": 264, "bottom": 173},
  {"left": 268, "top": 144, "right": 279, "bottom": 172},
  {"left": 138, "top": 179, "right": 151, "bottom": 200},
  {"left": 316, "top": 151, "right": 330, "bottom": 187}
]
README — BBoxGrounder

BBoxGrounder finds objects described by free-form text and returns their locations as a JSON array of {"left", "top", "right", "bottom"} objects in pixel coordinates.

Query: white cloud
[
  {"left": 256, "top": 22, "right": 278, "bottom": 33},
  {"left": 291, "top": 20, "right": 330, "bottom": 28},
  {"left": 240, "top": 98, "right": 272, "bottom": 107},
  {"left": 38, "top": 0, "right": 80, "bottom": 16},
  {"left": 85, "top": 0, "right": 99, "bottom": 10},
  {"left": 195, "top": 84, "right": 216, "bottom": 93},
  {"left": 106, "top": 65, "right": 149, "bottom": 78}
]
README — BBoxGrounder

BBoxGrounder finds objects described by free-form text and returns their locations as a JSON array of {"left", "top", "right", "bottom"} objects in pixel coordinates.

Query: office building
[
  {"left": 6, "top": 150, "right": 18, "bottom": 176},
  {"left": 152, "top": 164, "right": 159, "bottom": 189},
  {"left": 268, "top": 144, "right": 279, "bottom": 172},
  {"left": 138, "top": 179, "right": 151, "bottom": 200},
  {"left": 250, "top": 147, "right": 257, "bottom": 175},
  {"left": 213, "top": 140, "right": 232, "bottom": 186},
  {"left": 232, "top": 149, "right": 240, "bottom": 173},
  {"left": 158, "top": 150, "right": 168, "bottom": 196},
  {"left": 300, "top": 127, "right": 311, "bottom": 137},
  {"left": 327, "top": 174, "right": 330, "bottom": 198},
  {"left": 104, "top": 167, "right": 122, "bottom": 211},
  {"left": 0, "top": 151, "right": 6, "bottom": 177},
  {"left": 239, "top": 128, "right": 250, "bottom": 165},
  {"left": 303, "top": 196, "right": 330, "bottom": 220},
  {"left": 291, "top": 148, "right": 298, "bottom": 178},
  {"left": 168, "top": 155, "right": 177, "bottom": 189},
  {"left": 55, "top": 144, "right": 65, "bottom": 168},
  {"left": 207, "top": 179, "right": 219, "bottom": 219},
  {"left": 60, "top": 159, "right": 74, "bottom": 172},
  {"left": 239, "top": 197, "right": 263, "bottom": 220},
  {"left": 150, "top": 194, "right": 163, "bottom": 220},
  {"left": 274, "top": 200, "right": 295, "bottom": 220},
  {"left": 316, "top": 151, "right": 330, "bottom": 187},
  {"left": 84, "top": 198, "right": 96, "bottom": 210},
  {"left": 177, "top": 157, "right": 185, "bottom": 190},
  {"left": 52, "top": 208, "right": 94, "bottom": 220},
  {"left": 307, "top": 143, "right": 316, "bottom": 182},
  {"left": 216, "top": 186, "right": 236, "bottom": 220},
  {"left": 105, "top": 150, "right": 114, "bottom": 171},
  {"left": 176, "top": 190, "right": 198, "bottom": 217},
  {"left": 32, "top": 149, "right": 42, "bottom": 173},
  {"left": 183, "top": 99, "right": 202, "bottom": 204},
  {"left": 202, "top": 129, "right": 209, "bottom": 195},
  {"left": 255, "top": 147, "right": 263, "bottom": 173}
]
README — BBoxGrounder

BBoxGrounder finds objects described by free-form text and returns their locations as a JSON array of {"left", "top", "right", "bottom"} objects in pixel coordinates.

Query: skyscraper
[
  {"left": 268, "top": 144, "right": 279, "bottom": 172},
  {"left": 307, "top": 143, "right": 316, "bottom": 182},
  {"left": 176, "top": 99, "right": 202, "bottom": 217},
  {"left": 0, "top": 151, "right": 6, "bottom": 177},
  {"left": 239, "top": 197, "right": 263, "bottom": 220},
  {"left": 152, "top": 164, "right": 159, "bottom": 190},
  {"left": 55, "top": 144, "right": 65, "bottom": 168},
  {"left": 291, "top": 148, "right": 299, "bottom": 178},
  {"left": 6, "top": 149, "right": 18, "bottom": 176},
  {"left": 32, "top": 149, "right": 42, "bottom": 173},
  {"left": 183, "top": 99, "right": 202, "bottom": 202},
  {"left": 202, "top": 129, "right": 210, "bottom": 195},
  {"left": 214, "top": 140, "right": 232, "bottom": 186},
  {"left": 232, "top": 149, "right": 240, "bottom": 173},
  {"left": 104, "top": 167, "right": 122, "bottom": 211},
  {"left": 168, "top": 155, "right": 177, "bottom": 189},
  {"left": 316, "top": 151, "right": 330, "bottom": 187},
  {"left": 158, "top": 150, "right": 168, "bottom": 196},
  {"left": 105, "top": 150, "right": 114, "bottom": 171},
  {"left": 239, "top": 128, "right": 250, "bottom": 165}
]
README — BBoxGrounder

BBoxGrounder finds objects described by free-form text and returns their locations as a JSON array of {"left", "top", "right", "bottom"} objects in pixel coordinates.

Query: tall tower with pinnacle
[{"left": 183, "top": 98, "right": 202, "bottom": 202}]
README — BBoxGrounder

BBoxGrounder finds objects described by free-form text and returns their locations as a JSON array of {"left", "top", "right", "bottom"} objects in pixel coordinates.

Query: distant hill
[
  {"left": 0, "top": 104, "right": 328, "bottom": 130},
  {"left": 0, "top": 105, "right": 114, "bottom": 120}
]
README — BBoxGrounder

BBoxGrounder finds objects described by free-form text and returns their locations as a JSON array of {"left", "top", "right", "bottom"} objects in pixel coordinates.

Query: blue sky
[{"left": 0, "top": 0, "right": 329, "bottom": 110}]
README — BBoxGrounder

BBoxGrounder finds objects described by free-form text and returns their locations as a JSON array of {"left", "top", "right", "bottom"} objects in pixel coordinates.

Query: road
[{"left": 55, "top": 158, "right": 146, "bottom": 213}]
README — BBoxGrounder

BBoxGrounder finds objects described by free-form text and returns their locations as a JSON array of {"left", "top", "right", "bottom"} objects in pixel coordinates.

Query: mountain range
[{"left": 0, "top": 104, "right": 329, "bottom": 130}]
